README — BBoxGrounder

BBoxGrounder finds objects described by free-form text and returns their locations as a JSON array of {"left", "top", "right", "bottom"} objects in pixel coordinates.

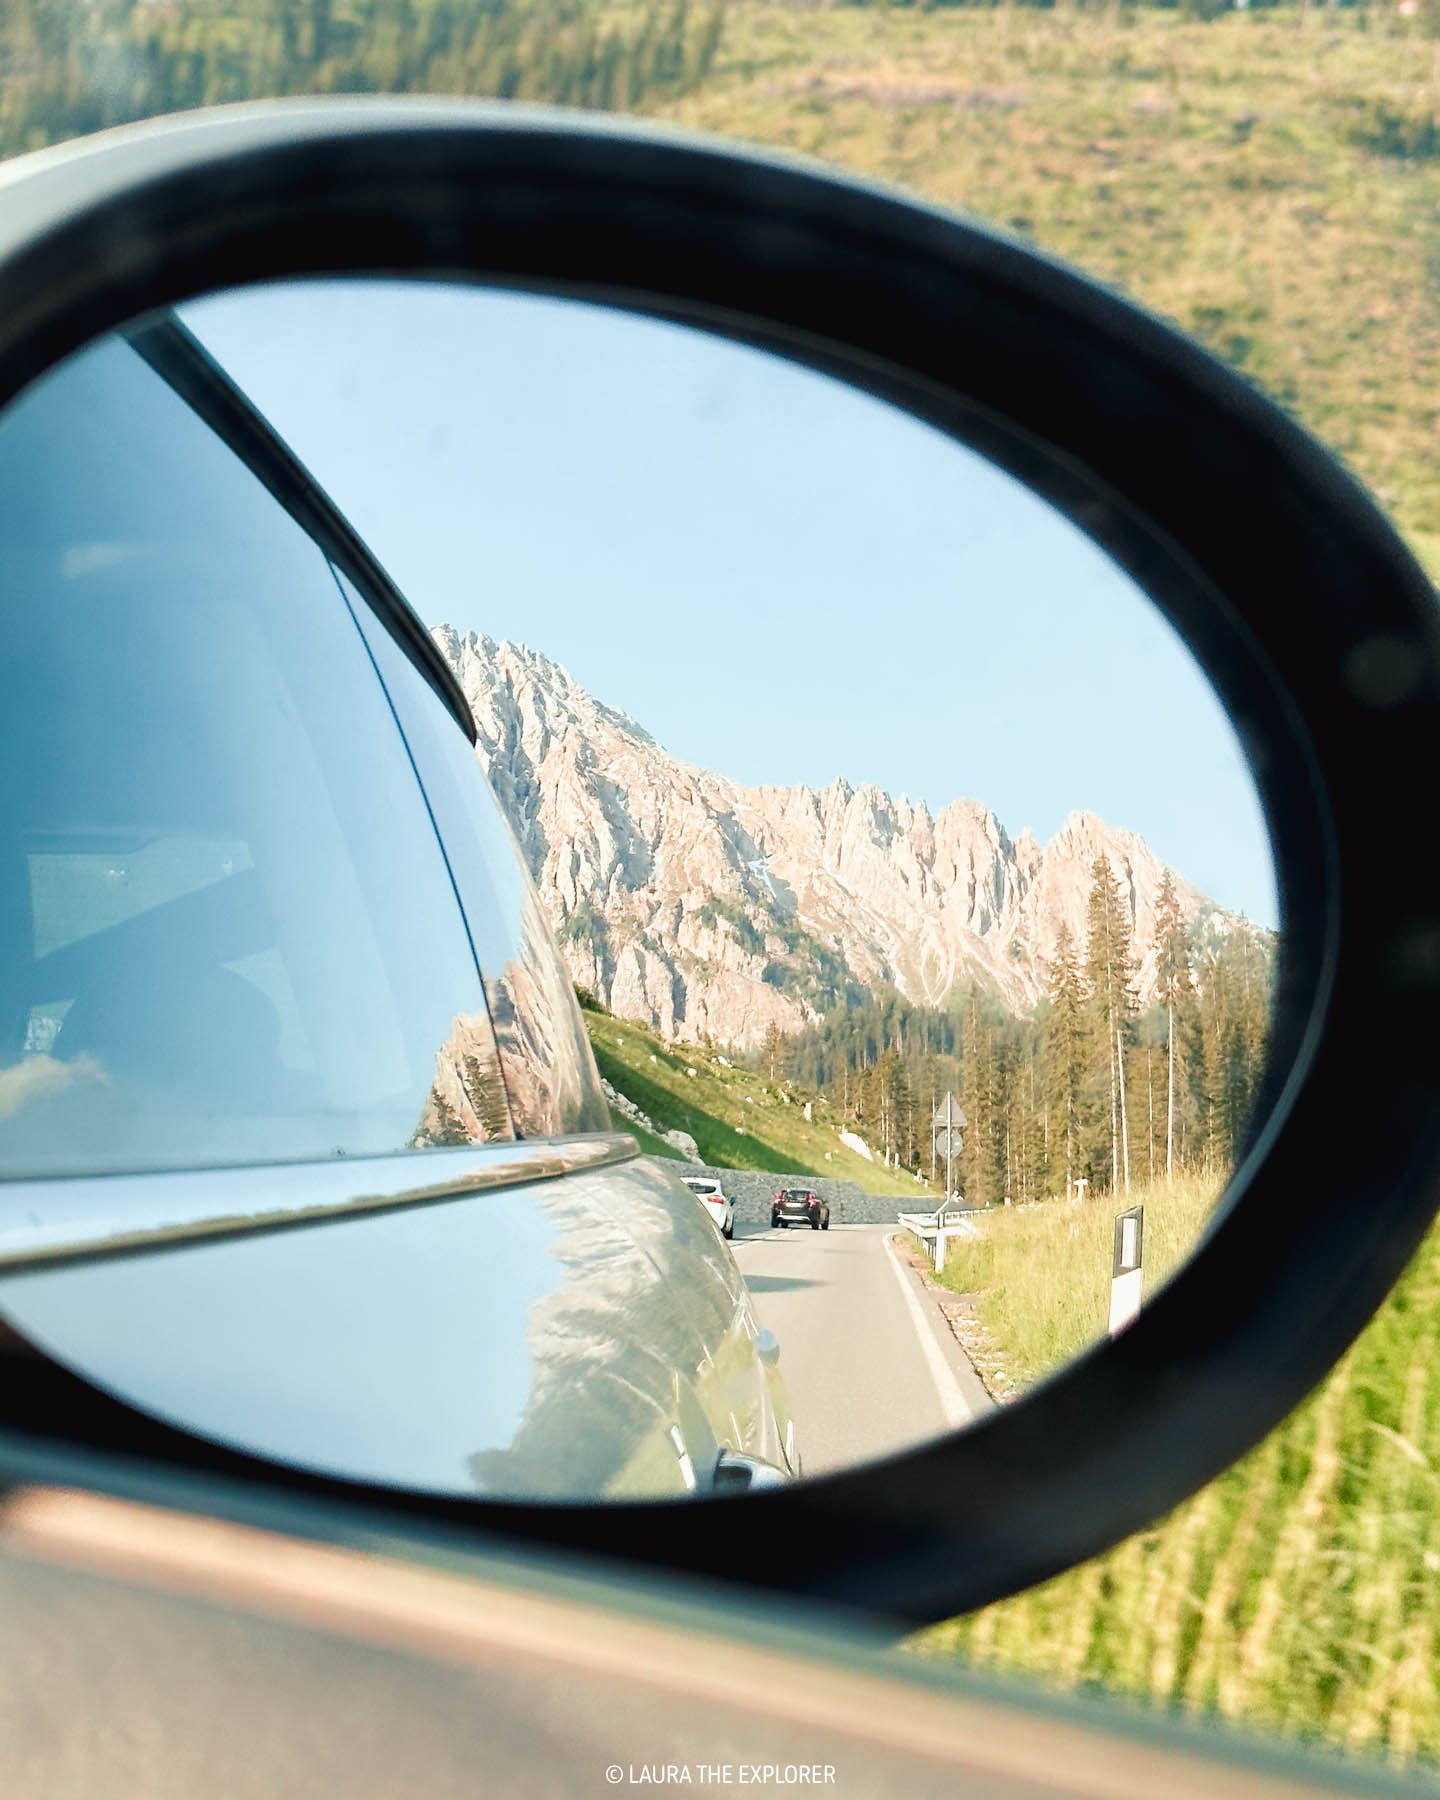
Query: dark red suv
[{"left": 771, "top": 1188, "right": 831, "bottom": 1232}]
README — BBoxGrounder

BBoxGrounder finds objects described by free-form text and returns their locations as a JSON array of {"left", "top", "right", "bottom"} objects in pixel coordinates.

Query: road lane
[{"left": 731, "top": 1223, "right": 992, "bottom": 1477}]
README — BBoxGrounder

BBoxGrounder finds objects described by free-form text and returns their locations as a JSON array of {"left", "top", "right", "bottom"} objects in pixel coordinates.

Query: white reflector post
[{"left": 1108, "top": 1204, "right": 1144, "bottom": 1336}]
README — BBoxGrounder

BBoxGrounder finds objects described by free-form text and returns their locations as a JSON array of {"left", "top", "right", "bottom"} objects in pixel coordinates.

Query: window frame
[{"left": 128, "top": 312, "right": 475, "bottom": 746}]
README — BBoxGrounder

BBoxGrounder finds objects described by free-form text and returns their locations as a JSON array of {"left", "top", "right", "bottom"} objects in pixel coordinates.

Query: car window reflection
[
  {"left": 342, "top": 572, "right": 610, "bottom": 1139},
  {"left": 0, "top": 331, "right": 515, "bottom": 1178}
]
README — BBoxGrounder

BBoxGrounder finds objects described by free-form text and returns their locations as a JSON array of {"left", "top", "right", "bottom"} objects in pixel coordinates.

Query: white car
[{"left": 682, "top": 1176, "right": 735, "bottom": 1240}]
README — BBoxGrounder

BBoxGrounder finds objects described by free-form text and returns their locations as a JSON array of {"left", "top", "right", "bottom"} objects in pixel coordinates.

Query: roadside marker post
[{"left": 1109, "top": 1204, "right": 1144, "bottom": 1335}]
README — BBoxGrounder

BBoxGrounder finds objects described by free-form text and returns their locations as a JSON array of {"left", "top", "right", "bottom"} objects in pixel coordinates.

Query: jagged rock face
[{"left": 433, "top": 628, "right": 1227, "bottom": 1048}]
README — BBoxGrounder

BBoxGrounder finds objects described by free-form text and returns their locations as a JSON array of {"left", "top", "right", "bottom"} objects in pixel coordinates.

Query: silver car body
[{"left": 0, "top": 315, "right": 795, "bottom": 1500}]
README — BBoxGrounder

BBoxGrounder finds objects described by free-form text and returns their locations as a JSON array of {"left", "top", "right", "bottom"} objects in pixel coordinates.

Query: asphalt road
[{"left": 730, "top": 1222, "right": 992, "bottom": 1477}]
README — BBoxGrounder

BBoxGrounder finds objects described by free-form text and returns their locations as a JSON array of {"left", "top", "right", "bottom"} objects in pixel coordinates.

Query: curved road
[{"left": 731, "top": 1222, "right": 992, "bottom": 1477}]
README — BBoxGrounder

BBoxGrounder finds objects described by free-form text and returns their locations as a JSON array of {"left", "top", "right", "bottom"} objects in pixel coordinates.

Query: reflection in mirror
[{"left": 0, "top": 281, "right": 1277, "bottom": 1499}]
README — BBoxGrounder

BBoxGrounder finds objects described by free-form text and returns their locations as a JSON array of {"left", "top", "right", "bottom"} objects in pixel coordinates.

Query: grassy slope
[
  {"left": 913, "top": 1217, "right": 1440, "bottom": 1768},
  {"left": 586, "top": 1008, "right": 932, "bottom": 1196},
  {"left": 930, "top": 1172, "right": 1222, "bottom": 1390},
  {"left": 648, "top": 12, "right": 1440, "bottom": 1766},
  {"left": 654, "top": 6, "right": 1440, "bottom": 576}
]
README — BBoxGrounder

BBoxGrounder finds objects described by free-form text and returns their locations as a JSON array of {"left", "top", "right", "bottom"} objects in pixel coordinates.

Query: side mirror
[{"left": 0, "top": 101, "right": 1434, "bottom": 1628}]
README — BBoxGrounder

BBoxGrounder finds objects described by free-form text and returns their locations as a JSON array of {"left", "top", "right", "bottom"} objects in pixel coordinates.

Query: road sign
[{"left": 931, "top": 1092, "right": 967, "bottom": 1201}]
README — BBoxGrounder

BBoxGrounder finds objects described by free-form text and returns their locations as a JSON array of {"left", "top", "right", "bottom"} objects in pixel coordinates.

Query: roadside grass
[
  {"left": 929, "top": 1173, "right": 1224, "bottom": 1390},
  {"left": 912, "top": 1217, "right": 1440, "bottom": 1769},
  {"left": 643, "top": 5, "right": 1440, "bottom": 1768},
  {"left": 585, "top": 1009, "right": 930, "bottom": 1196},
  {"left": 616, "top": 2, "right": 1440, "bottom": 1764},
  {"left": 654, "top": 6, "right": 1440, "bottom": 566}
]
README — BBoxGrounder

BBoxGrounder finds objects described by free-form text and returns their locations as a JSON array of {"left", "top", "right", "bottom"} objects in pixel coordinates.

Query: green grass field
[
  {"left": 929, "top": 1173, "right": 1223, "bottom": 1391},
  {"left": 586, "top": 1007, "right": 932, "bottom": 1196},
  {"left": 912, "top": 1214, "right": 1440, "bottom": 1769},
  {"left": 645, "top": 12, "right": 1440, "bottom": 1767}
]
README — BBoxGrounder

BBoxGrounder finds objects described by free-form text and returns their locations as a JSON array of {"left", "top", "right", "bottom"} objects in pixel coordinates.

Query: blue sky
[{"left": 182, "top": 280, "right": 1277, "bottom": 926}]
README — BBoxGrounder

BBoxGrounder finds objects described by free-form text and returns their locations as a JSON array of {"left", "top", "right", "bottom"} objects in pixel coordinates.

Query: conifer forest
[{"left": 776, "top": 858, "right": 1274, "bottom": 1204}]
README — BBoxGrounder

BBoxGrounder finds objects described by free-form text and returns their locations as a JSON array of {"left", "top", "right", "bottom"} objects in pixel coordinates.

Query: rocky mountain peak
[{"left": 434, "top": 628, "right": 1227, "bottom": 1048}]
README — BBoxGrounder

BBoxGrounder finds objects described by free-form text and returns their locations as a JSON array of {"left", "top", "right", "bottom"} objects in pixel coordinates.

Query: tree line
[
  {"left": 768, "top": 855, "right": 1273, "bottom": 1205},
  {"left": 0, "top": 0, "right": 726, "bottom": 158}
]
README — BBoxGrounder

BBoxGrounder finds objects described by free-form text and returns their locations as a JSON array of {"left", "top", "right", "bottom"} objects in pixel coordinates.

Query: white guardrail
[{"left": 897, "top": 1204, "right": 980, "bottom": 1274}]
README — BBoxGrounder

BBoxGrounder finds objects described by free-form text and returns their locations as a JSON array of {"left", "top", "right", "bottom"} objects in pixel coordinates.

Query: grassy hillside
[
  {"left": 648, "top": 13, "right": 1440, "bottom": 1766},
  {"left": 656, "top": 6, "right": 1440, "bottom": 578},
  {"left": 913, "top": 1214, "right": 1440, "bottom": 1769},
  {"left": 586, "top": 1007, "right": 933, "bottom": 1196},
  {"left": 10, "top": 6, "right": 1430, "bottom": 570}
]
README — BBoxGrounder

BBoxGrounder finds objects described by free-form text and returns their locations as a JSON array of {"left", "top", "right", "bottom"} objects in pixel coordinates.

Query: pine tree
[
  {"left": 460, "top": 1051, "right": 512, "bottom": 1141},
  {"left": 1203, "top": 920, "right": 1273, "bottom": 1163},
  {"left": 1181, "top": 973, "right": 1212, "bottom": 1173},
  {"left": 960, "top": 995, "right": 996, "bottom": 1205},
  {"left": 1155, "top": 868, "right": 1192, "bottom": 1183},
  {"left": 1042, "top": 924, "right": 1087, "bottom": 1199},
  {"left": 690, "top": 1, "right": 725, "bottom": 87},
  {"left": 415, "top": 1087, "right": 470, "bottom": 1148},
  {"left": 1083, "top": 854, "right": 1139, "bottom": 1195}
]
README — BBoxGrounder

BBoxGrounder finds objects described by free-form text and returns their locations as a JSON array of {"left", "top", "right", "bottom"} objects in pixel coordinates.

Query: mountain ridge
[{"left": 433, "top": 627, "right": 1230, "bottom": 1048}]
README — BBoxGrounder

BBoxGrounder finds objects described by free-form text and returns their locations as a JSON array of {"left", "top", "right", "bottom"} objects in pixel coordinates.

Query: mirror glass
[{"left": 0, "top": 281, "right": 1278, "bottom": 1498}]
